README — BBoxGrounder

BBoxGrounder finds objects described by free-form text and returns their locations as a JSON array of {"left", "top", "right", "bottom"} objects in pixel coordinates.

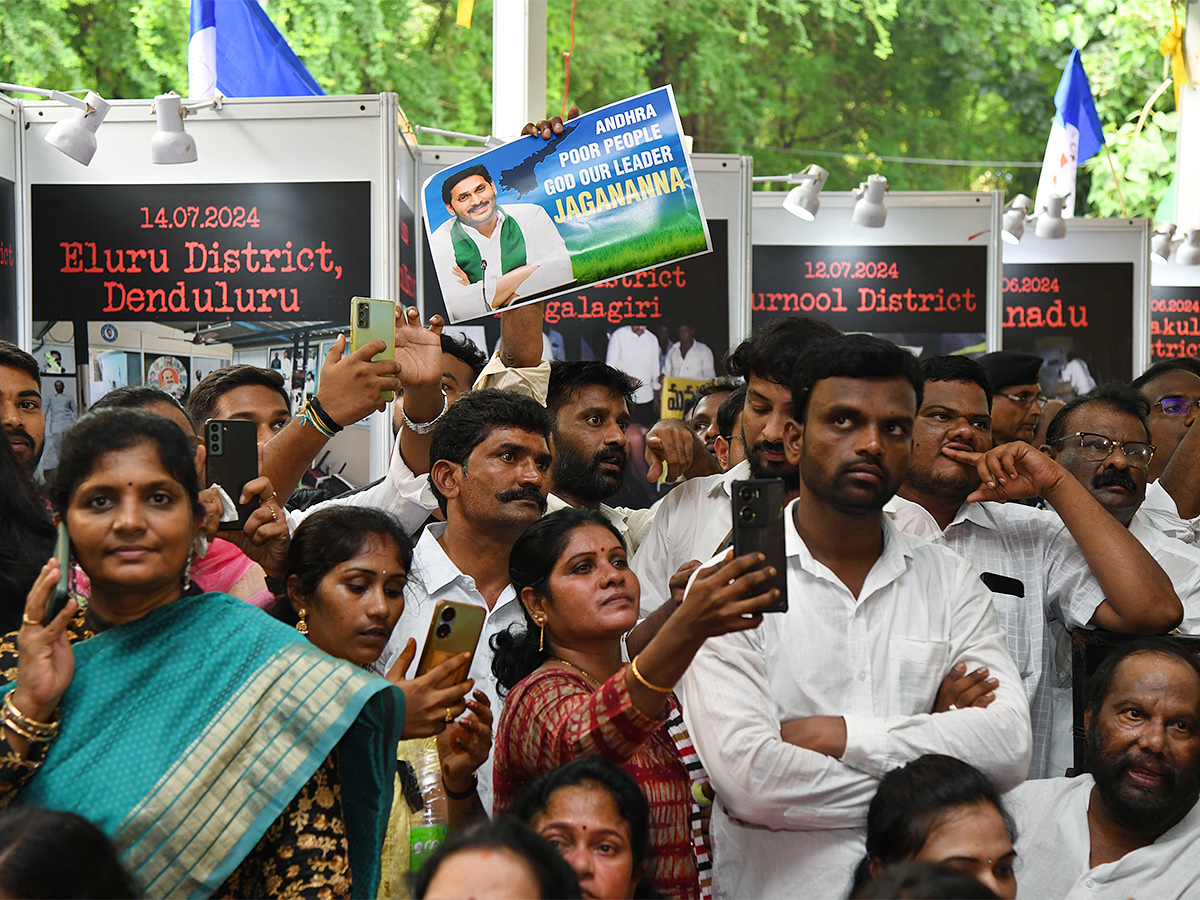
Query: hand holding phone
[
  {"left": 349, "top": 297, "right": 397, "bottom": 401},
  {"left": 731, "top": 478, "right": 788, "bottom": 613},
  {"left": 45, "top": 521, "right": 72, "bottom": 624},
  {"left": 416, "top": 601, "right": 486, "bottom": 686},
  {"left": 205, "top": 419, "right": 260, "bottom": 530}
]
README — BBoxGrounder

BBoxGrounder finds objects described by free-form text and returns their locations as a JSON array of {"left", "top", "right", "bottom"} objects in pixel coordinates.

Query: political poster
[
  {"left": 1150, "top": 285, "right": 1200, "bottom": 362},
  {"left": 422, "top": 85, "right": 710, "bottom": 324}
]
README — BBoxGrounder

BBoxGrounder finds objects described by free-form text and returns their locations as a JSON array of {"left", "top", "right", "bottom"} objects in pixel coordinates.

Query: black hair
[
  {"left": 1085, "top": 637, "right": 1200, "bottom": 725},
  {"left": 716, "top": 385, "right": 748, "bottom": 438},
  {"left": 428, "top": 388, "right": 552, "bottom": 513},
  {"left": 851, "top": 754, "right": 1014, "bottom": 895},
  {"left": 1132, "top": 358, "right": 1200, "bottom": 392},
  {"left": 52, "top": 409, "right": 203, "bottom": 519},
  {"left": 921, "top": 356, "right": 993, "bottom": 410},
  {"left": 441, "top": 332, "right": 489, "bottom": 381},
  {"left": 1045, "top": 382, "right": 1152, "bottom": 446},
  {"left": 790, "top": 334, "right": 923, "bottom": 423},
  {"left": 0, "top": 341, "right": 40, "bottom": 384},
  {"left": 412, "top": 816, "right": 581, "bottom": 900},
  {"left": 492, "top": 508, "right": 627, "bottom": 695},
  {"left": 512, "top": 756, "right": 653, "bottom": 898},
  {"left": 91, "top": 384, "right": 196, "bottom": 433},
  {"left": 682, "top": 378, "right": 738, "bottom": 421},
  {"left": 441, "top": 164, "right": 494, "bottom": 207},
  {"left": 851, "top": 861, "right": 999, "bottom": 900},
  {"left": 186, "top": 364, "right": 290, "bottom": 426},
  {"left": 546, "top": 361, "right": 637, "bottom": 415},
  {"left": 275, "top": 507, "right": 414, "bottom": 625},
  {"left": 0, "top": 430, "right": 55, "bottom": 633},
  {"left": 0, "top": 807, "right": 138, "bottom": 898},
  {"left": 724, "top": 316, "right": 841, "bottom": 385}
]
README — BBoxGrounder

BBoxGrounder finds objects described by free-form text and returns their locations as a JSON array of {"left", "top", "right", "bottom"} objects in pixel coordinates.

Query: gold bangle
[
  {"left": 3, "top": 694, "right": 57, "bottom": 738},
  {"left": 2, "top": 716, "right": 47, "bottom": 743},
  {"left": 629, "top": 655, "right": 674, "bottom": 695}
]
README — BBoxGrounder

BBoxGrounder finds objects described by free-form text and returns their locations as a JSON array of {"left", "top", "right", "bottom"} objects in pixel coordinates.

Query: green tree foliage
[{"left": 0, "top": 0, "right": 1181, "bottom": 218}]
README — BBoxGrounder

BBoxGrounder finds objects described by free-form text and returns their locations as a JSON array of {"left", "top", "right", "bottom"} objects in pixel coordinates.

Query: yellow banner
[
  {"left": 660, "top": 376, "right": 708, "bottom": 420},
  {"left": 456, "top": 0, "right": 474, "bottom": 28}
]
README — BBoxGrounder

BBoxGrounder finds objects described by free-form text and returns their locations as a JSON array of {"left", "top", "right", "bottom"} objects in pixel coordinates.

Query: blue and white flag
[
  {"left": 188, "top": 0, "right": 324, "bottom": 99},
  {"left": 1034, "top": 48, "right": 1104, "bottom": 218}
]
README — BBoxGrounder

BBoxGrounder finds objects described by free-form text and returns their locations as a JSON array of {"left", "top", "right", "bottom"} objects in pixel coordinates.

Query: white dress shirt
[
  {"left": 373, "top": 523, "right": 527, "bottom": 813},
  {"left": 1007, "top": 774, "right": 1200, "bottom": 899},
  {"left": 885, "top": 495, "right": 1107, "bottom": 779},
  {"left": 682, "top": 503, "right": 1031, "bottom": 900},
  {"left": 605, "top": 326, "right": 661, "bottom": 405},
  {"left": 631, "top": 460, "right": 750, "bottom": 616},
  {"left": 663, "top": 341, "right": 716, "bottom": 381},
  {"left": 429, "top": 204, "right": 574, "bottom": 323},
  {"left": 1137, "top": 479, "right": 1200, "bottom": 545}
]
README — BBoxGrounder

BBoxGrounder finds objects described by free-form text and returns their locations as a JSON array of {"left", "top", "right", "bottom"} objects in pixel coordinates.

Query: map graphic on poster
[{"left": 422, "top": 86, "right": 710, "bottom": 323}]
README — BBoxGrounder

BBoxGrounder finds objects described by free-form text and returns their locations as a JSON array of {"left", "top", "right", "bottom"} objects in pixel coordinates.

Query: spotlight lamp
[
  {"left": 151, "top": 92, "right": 223, "bottom": 165},
  {"left": 1177, "top": 230, "right": 1200, "bottom": 267},
  {"left": 1034, "top": 194, "right": 1067, "bottom": 240},
  {"left": 1001, "top": 194, "right": 1034, "bottom": 245},
  {"left": 852, "top": 174, "right": 889, "bottom": 228},
  {"left": 781, "top": 165, "right": 830, "bottom": 221},
  {"left": 1151, "top": 223, "right": 1177, "bottom": 264},
  {"left": 0, "top": 82, "right": 110, "bottom": 165}
]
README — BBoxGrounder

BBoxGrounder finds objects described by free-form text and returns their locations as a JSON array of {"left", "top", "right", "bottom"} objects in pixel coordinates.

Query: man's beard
[
  {"left": 801, "top": 454, "right": 901, "bottom": 515},
  {"left": 902, "top": 453, "right": 979, "bottom": 504},
  {"left": 552, "top": 433, "right": 628, "bottom": 503},
  {"left": 1086, "top": 723, "right": 1200, "bottom": 833},
  {"left": 4, "top": 426, "right": 44, "bottom": 475},
  {"left": 747, "top": 438, "right": 800, "bottom": 491}
]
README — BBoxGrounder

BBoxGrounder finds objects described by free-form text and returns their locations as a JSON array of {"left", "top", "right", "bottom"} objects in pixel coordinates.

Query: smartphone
[
  {"left": 45, "top": 521, "right": 72, "bottom": 623},
  {"left": 349, "top": 297, "right": 396, "bottom": 402},
  {"left": 416, "top": 601, "right": 486, "bottom": 688},
  {"left": 205, "top": 419, "right": 260, "bottom": 530},
  {"left": 731, "top": 478, "right": 788, "bottom": 613}
]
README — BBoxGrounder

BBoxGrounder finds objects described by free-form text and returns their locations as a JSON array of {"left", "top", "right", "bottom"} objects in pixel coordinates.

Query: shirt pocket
[
  {"left": 988, "top": 592, "right": 1033, "bottom": 682},
  {"left": 887, "top": 637, "right": 950, "bottom": 714}
]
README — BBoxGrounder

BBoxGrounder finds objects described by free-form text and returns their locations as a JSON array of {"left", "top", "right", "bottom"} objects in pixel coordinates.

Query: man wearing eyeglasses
[
  {"left": 1131, "top": 359, "right": 1200, "bottom": 545},
  {"left": 978, "top": 351, "right": 1047, "bottom": 444}
]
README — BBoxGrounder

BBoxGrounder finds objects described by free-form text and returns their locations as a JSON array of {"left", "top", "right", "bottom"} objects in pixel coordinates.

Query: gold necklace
[{"left": 550, "top": 657, "right": 603, "bottom": 687}]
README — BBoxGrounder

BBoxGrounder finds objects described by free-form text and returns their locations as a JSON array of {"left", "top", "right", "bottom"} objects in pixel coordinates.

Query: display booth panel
[
  {"left": 1149, "top": 258, "right": 1200, "bottom": 366},
  {"left": 1002, "top": 218, "right": 1149, "bottom": 393},
  {"left": 0, "top": 96, "right": 18, "bottom": 344},
  {"left": 418, "top": 147, "right": 751, "bottom": 370},
  {"left": 751, "top": 191, "right": 1001, "bottom": 359}
]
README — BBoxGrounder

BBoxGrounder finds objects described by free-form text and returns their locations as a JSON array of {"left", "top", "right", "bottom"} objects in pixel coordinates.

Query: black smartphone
[
  {"left": 205, "top": 419, "right": 259, "bottom": 530},
  {"left": 45, "top": 520, "right": 72, "bottom": 623},
  {"left": 731, "top": 478, "right": 788, "bottom": 613}
]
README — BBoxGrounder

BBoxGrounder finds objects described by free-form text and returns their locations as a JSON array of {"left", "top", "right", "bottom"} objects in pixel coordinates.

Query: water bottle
[{"left": 409, "top": 737, "right": 449, "bottom": 874}]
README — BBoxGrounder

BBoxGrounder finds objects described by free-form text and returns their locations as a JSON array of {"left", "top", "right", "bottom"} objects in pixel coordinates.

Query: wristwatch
[{"left": 401, "top": 388, "right": 449, "bottom": 435}]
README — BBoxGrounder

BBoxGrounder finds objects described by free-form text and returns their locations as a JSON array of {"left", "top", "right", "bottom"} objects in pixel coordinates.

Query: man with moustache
[
  {"left": 978, "top": 350, "right": 1047, "bottom": 444},
  {"left": 887, "top": 358, "right": 1181, "bottom": 779},
  {"left": 682, "top": 378, "right": 736, "bottom": 464},
  {"left": 681, "top": 335, "right": 1031, "bottom": 899},
  {"left": 1007, "top": 638, "right": 1200, "bottom": 898},
  {"left": 0, "top": 341, "right": 45, "bottom": 478},
  {"left": 631, "top": 316, "right": 841, "bottom": 619},
  {"left": 374, "top": 388, "right": 553, "bottom": 812},
  {"left": 1131, "top": 358, "right": 1200, "bottom": 543}
]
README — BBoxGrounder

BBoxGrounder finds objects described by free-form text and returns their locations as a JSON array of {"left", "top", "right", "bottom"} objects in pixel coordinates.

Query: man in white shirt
[
  {"left": 682, "top": 335, "right": 1031, "bottom": 900},
  {"left": 1132, "top": 359, "right": 1200, "bottom": 543},
  {"left": 663, "top": 325, "right": 716, "bottom": 381},
  {"left": 1006, "top": 637, "right": 1200, "bottom": 899},
  {"left": 605, "top": 324, "right": 661, "bottom": 413},
  {"left": 429, "top": 164, "right": 575, "bottom": 322},
  {"left": 632, "top": 316, "right": 840, "bottom": 622},
  {"left": 373, "top": 388, "right": 553, "bottom": 812},
  {"left": 888, "top": 357, "right": 1182, "bottom": 779},
  {"left": 978, "top": 350, "right": 1046, "bottom": 444}
]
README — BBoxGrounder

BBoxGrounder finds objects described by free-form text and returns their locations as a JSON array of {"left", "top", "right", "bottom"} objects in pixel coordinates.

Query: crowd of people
[{"left": 3, "top": 287, "right": 1200, "bottom": 900}]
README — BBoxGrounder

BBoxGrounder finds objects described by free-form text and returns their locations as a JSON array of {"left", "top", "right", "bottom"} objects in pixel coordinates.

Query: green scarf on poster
[{"left": 450, "top": 209, "right": 527, "bottom": 283}]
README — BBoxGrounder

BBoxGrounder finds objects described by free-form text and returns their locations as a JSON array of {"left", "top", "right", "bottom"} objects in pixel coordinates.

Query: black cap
[{"left": 978, "top": 351, "right": 1042, "bottom": 391}]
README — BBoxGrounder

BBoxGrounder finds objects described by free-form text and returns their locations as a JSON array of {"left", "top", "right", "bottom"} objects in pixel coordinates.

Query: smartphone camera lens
[
  {"left": 441, "top": 607, "right": 456, "bottom": 622},
  {"left": 739, "top": 505, "right": 756, "bottom": 523},
  {"left": 436, "top": 623, "right": 452, "bottom": 639},
  {"left": 738, "top": 486, "right": 759, "bottom": 503}
]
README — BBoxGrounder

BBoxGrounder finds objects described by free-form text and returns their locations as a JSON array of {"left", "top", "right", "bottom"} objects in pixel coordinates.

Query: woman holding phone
[
  {"left": 0, "top": 409, "right": 401, "bottom": 898},
  {"left": 491, "top": 508, "right": 779, "bottom": 900}
]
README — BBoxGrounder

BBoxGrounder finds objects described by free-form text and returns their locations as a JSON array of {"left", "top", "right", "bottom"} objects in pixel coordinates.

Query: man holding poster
[{"left": 430, "top": 164, "right": 575, "bottom": 321}]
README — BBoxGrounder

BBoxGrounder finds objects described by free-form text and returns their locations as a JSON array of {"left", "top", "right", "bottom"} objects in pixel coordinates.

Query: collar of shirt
[
  {"left": 412, "top": 521, "right": 517, "bottom": 610},
  {"left": 545, "top": 493, "right": 631, "bottom": 537},
  {"left": 706, "top": 459, "right": 752, "bottom": 499}
]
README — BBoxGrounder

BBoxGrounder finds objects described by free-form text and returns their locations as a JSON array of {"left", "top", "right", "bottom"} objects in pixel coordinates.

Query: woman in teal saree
[{"left": 0, "top": 409, "right": 404, "bottom": 899}]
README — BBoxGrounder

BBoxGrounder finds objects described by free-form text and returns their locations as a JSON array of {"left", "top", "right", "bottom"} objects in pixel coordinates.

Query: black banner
[
  {"left": 752, "top": 244, "right": 988, "bottom": 357},
  {"left": 424, "top": 219, "right": 730, "bottom": 365},
  {"left": 1002, "top": 262, "right": 1133, "bottom": 390},
  {"left": 1150, "top": 285, "right": 1200, "bottom": 362},
  {"left": 31, "top": 182, "right": 371, "bottom": 322},
  {"left": 399, "top": 194, "right": 417, "bottom": 304},
  {"left": 0, "top": 177, "right": 15, "bottom": 342}
]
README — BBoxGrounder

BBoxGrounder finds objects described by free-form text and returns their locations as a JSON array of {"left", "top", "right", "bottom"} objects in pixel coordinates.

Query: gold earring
[
  {"left": 297, "top": 609, "right": 308, "bottom": 635},
  {"left": 538, "top": 619, "right": 544, "bottom": 653}
]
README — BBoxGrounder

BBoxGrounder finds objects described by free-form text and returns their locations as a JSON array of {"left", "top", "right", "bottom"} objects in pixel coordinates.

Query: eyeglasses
[
  {"left": 1155, "top": 398, "right": 1200, "bottom": 417},
  {"left": 997, "top": 391, "right": 1048, "bottom": 408},
  {"left": 1050, "top": 432, "right": 1156, "bottom": 468}
]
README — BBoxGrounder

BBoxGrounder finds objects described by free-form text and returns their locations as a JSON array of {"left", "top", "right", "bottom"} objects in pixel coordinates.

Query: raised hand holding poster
[{"left": 422, "top": 86, "right": 711, "bottom": 323}]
